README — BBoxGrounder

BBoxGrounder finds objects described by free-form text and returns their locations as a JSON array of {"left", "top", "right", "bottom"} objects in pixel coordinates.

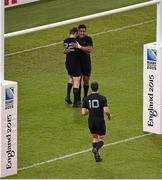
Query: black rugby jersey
[
  {"left": 64, "top": 37, "right": 78, "bottom": 61},
  {"left": 82, "top": 93, "right": 107, "bottom": 121},
  {"left": 76, "top": 35, "right": 93, "bottom": 59}
]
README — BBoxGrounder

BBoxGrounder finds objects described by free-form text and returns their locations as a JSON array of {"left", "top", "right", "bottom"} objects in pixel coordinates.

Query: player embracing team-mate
[
  {"left": 64, "top": 27, "right": 81, "bottom": 107},
  {"left": 72, "top": 24, "right": 93, "bottom": 101},
  {"left": 64, "top": 24, "right": 93, "bottom": 106}
]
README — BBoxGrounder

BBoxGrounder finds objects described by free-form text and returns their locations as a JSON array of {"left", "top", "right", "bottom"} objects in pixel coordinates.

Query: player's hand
[
  {"left": 64, "top": 48, "right": 70, "bottom": 54},
  {"left": 76, "top": 41, "right": 82, "bottom": 49},
  {"left": 72, "top": 42, "right": 82, "bottom": 49},
  {"left": 108, "top": 113, "right": 112, "bottom": 120},
  {"left": 71, "top": 42, "right": 78, "bottom": 48}
]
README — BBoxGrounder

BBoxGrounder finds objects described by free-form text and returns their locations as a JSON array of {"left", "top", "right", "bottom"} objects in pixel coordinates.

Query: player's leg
[
  {"left": 96, "top": 135, "right": 105, "bottom": 151},
  {"left": 92, "top": 134, "right": 105, "bottom": 162},
  {"left": 72, "top": 59, "right": 81, "bottom": 107},
  {"left": 72, "top": 76, "right": 81, "bottom": 107},
  {"left": 92, "top": 133, "right": 98, "bottom": 149},
  {"left": 65, "top": 60, "right": 73, "bottom": 104},
  {"left": 93, "top": 122, "right": 106, "bottom": 161},
  {"left": 89, "top": 120, "right": 102, "bottom": 162},
  {"left": 96, "top": 122, "right": 106, "bottom": 151},
  {"left": 65, "top": 77, "right": 73, "bottom": 104},
  {"left": 88, "top": 121, "right": 98, "bottom": 151},
  {"left": 78, "top": 76, "right": 82, "bottom": 102},
  {"left": 83, "top": 75, "right": 90, "bottom": 98},
  {"left": 80, "top": 56, "right": 91, "bottom": 100},
  {"left": 82, "top": 59, "right": 91, "bottom": 99},
  {"left": 91, "top": 134, "right": 102, "bottom": 162}
]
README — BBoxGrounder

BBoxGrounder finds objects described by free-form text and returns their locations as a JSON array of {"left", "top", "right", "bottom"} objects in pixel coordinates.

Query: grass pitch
[{"left": 3, "top": 0, "right": 162, "bottom": 179}]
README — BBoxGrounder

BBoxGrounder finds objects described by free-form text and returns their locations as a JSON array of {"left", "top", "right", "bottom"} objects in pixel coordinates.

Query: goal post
[
  {"left": 0, "top": 0, "right": 161, "bottom": 177},
  {"left": 0, "top": 0, "right": 17, "bottom": 178},
  {"left": 157, "top": 0, "right": 162, "bottom": 44},
  {"left": 0, "top": 81, "right": 17, "bottom": 177},
  {"left": 4, "top": 0, "right": 160, "bottom": 38},
  {"left": 0, "top": 0, "right": 4, "bottom": 82},
  {"left": 143, "top": 0, "right": 162, "bottom": 134}
]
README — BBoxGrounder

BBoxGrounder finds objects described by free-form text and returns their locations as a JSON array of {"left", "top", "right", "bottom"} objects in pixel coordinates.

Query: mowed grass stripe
[
  {"left": 5, "top": 19, "right": 155, "bottom": 57},
  {"left": 18, "top": 133, "right": 151, "bottom": 171}
]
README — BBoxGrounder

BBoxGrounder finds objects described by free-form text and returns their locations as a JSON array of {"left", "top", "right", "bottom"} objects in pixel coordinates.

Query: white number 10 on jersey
[{"left": 88, "top": 99, "right": 99, "bottom": 108}]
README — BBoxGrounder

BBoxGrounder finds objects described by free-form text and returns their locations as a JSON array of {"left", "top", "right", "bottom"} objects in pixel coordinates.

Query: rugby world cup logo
[
  {"left": 5, "top": 87, "right": 14, "bottom": 110},
  {"left": 147, "top": 49, "right": 157, "bottom": 70}
]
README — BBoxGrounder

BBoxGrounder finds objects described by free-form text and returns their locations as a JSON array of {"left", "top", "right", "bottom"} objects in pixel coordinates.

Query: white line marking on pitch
[
  {"left": 5, "top": 19, "right": 155, "bottom": 57},
  {"left": 18, "top": 133, "right": 152, "bottom": 171}
]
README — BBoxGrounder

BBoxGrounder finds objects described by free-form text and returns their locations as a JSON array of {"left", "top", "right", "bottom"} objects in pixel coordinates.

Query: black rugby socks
[
  {"left": 92, "top": 142, "right": 98, "bottom": 148},
  {"left": 84, "top": 84, "right": 89, "bottom": 97},
  {"left": 78, "top": 84, "right": 81, "bottom": 101},
  {"left": 96, "top": 141, "right": 104, "bottom": 151},
  {"left": 73, "top": 88, "right": 79, "bottom": 103},
  {"left": 67, "top": 83, "right": 73, "bottom": 97}
]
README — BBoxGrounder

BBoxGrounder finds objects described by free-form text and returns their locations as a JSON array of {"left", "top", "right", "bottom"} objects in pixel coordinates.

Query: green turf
[
  {"left": 5, "top": 0, "right": 148, "bottom": 33},
  {"left": 3, "top": 0, "right": 162, "bottom": 179}
]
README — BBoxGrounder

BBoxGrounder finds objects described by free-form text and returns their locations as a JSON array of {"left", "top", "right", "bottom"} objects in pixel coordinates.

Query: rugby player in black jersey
[
  {"left": 82, "top": 82, "right": 112, "bottom": 162},
  {"left": 64, "top": 27, "right": 81, "bottom": 107},
  {"left": 72, "top": 24, "right": 93, "bottom": 100}
]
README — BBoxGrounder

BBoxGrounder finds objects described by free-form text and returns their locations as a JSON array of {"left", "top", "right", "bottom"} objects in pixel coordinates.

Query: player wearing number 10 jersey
[{"left": 82, "top": 82, "right": 112, "bottom": 162}]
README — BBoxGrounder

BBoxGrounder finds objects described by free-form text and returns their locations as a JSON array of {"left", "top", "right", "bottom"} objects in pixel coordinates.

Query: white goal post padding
[
  {"left": 0, "top": 81, "right": 17, "bottom": 177},
  {"left": 143, "top": 43, "right": 162, "bottom": 134}
]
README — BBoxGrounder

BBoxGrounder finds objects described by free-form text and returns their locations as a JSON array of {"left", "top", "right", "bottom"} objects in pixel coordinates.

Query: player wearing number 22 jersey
[{"left": 64, "top": 27, "right": 81, "bottom": 107}]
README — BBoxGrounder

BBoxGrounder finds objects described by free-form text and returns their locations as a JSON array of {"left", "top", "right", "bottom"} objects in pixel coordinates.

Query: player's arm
[
  {"left": 104, "top": 106, "right": 112, "bottom": 120},
  {"left": 81, "top": 108, "right": 89, "bottom": 116},
  {"left": 64, "top": 48, "right": 70, "bottom": 54},
  {"left": 102, "top": 96, "right": 111, "bottom": 120},
  {"left": 63, "top": 41, "right": 70, "bottom": 54},
  {"left": 82, "top": 98, "right": 89, "bottom": 115},
  {"left": 72, "top": 41, "right": 93, "bottom": 54},
  {"left": 79, "top": 45, "right": 93, "bottom": 54}
]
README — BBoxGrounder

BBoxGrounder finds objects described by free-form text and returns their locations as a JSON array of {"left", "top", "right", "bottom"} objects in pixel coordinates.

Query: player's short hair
[
  {"left": 78, "top": 24, "right": 87, "bottom": 30},
  {"left": 91, "top": 82, "right": 99, "bottom": 92},
  {"left": 69, "top": 27, "right": 78, "bottom": 35}
]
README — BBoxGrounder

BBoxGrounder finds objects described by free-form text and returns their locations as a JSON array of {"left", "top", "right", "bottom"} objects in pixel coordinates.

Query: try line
[
  {"left": 5, "top": 19, "right": 155, "bottom": 57},
  {"left": 18, "top": 133, "right": 152, "bottom": 171}
]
